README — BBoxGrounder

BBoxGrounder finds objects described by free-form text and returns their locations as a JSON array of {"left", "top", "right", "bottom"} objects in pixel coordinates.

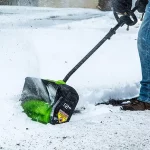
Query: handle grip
[{"left": 113, "top": 7, "right": 138, "bottom": 26}]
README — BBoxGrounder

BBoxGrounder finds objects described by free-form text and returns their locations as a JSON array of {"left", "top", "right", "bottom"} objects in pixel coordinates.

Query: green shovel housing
[{"left": 21, "top": 77, "right": 79, "bottom": 124}]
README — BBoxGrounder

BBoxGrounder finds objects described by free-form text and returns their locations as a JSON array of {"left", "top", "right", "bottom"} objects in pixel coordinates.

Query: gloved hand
[
  {"left": 112, "top": 0, "right": 132, "bottom": 14},
  {"left": 112, "top": 0, "right": 134, "bottom": 25},
  {"left": 135, "top": 0, "right": 148, "bottom": 13}
]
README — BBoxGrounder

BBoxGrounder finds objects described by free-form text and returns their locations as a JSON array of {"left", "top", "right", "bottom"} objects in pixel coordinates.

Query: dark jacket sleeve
[
  {"left": 112, "top": 0, "right": 132, "bottom": 13},
  {"left": 135, "top": 0, "right": 148, "bottom": 13}
]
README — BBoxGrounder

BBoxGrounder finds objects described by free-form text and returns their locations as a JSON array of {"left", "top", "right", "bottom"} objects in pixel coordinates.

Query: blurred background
[{"left": 0, "top": 0, "right": 112, "bottom": 10}]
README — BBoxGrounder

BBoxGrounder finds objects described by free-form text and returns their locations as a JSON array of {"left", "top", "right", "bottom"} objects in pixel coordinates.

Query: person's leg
[
  {"left": 121, "top": 1, "right": 150, "bottom": 110},
  {"left": 138, "top": 0, "right": 150, "bottom": 103}
]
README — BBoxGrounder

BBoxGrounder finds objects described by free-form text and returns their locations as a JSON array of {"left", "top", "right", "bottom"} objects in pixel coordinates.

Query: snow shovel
[{"left": 20, "top": 7, "right": 138, "bottom": 125}]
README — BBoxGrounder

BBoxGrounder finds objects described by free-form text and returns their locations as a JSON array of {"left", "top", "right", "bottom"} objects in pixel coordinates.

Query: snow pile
[{"left": 0, "top": 31, "right": 40, "bottom": 98}]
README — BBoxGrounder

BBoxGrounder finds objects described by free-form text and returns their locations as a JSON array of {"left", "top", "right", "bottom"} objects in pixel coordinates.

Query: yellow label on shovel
[{"left": 58, "top": 109, "right": 69, "bottom": 123}]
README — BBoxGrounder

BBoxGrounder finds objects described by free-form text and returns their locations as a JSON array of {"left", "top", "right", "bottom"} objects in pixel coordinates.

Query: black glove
[
  {"left": 112, "top": 0, "right": 138, "bottom": 26},
  {"left": 112, "top": 0, "right": 132, "bottom": 14},
  {"left": 135, "top": 0, "right": 148, "bottom": 13}
]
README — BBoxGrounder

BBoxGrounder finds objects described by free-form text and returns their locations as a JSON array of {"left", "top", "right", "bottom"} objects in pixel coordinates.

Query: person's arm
[
  {"left": 112, "top": 0, "right": 148, "bottom": 14},
  {"left": 112, "top": 0, "right": 132, "bottom": 14},
  {"left": 135, "top": 0, "right": 148, "bottom": 13}
]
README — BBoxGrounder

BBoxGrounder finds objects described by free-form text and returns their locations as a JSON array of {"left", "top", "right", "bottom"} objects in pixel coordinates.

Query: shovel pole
[{"left": 63, "top": 7, "right": 138, "bottom": 83}]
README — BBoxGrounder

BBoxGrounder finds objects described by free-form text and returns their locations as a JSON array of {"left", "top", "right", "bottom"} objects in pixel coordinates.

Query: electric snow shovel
[{"left": 20, "top": 7, "right": 138, "bottom": 125}]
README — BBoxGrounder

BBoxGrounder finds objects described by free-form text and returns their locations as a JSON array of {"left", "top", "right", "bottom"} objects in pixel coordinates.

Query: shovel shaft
[
  {"left": 63, "top": 7, "right": 137, "bottom": 83},
  {"left": 63, "top": 23, "right": 121, "bottom": 82}
]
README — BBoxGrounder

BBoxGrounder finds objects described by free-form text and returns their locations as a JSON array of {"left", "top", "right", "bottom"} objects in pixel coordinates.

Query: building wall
[
  {"left": 9, "top": 0, "right": 18, "bottom": 5},
  {"left": 0, "top": 0, "right": 18, "bottom": 5},
  {"left": 1, "top": 0, "right": 99, "bottom": 8},
  {"left": 18, "top": 0, "right": 38, "bottom": 6},
  {"left": 38, "top": 0, "right": 98, "bottom": 8},
  {"left": 0, "top": 0, "right": 9, "bottom": 5}
]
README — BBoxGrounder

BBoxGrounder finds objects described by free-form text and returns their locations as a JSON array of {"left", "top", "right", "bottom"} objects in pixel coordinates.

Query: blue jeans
[{"left": 138, "top": 0, "right": 150, "bottom": 103}]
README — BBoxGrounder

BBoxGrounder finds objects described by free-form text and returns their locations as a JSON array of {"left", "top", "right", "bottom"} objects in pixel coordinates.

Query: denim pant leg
[{"left": 138, "top": 1, "right": 150, "bottom": 103}]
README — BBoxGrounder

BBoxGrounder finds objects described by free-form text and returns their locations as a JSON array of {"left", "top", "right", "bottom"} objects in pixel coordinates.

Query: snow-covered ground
[{"left": 0, "top": 6, "right": 149, "bottom": 150}]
